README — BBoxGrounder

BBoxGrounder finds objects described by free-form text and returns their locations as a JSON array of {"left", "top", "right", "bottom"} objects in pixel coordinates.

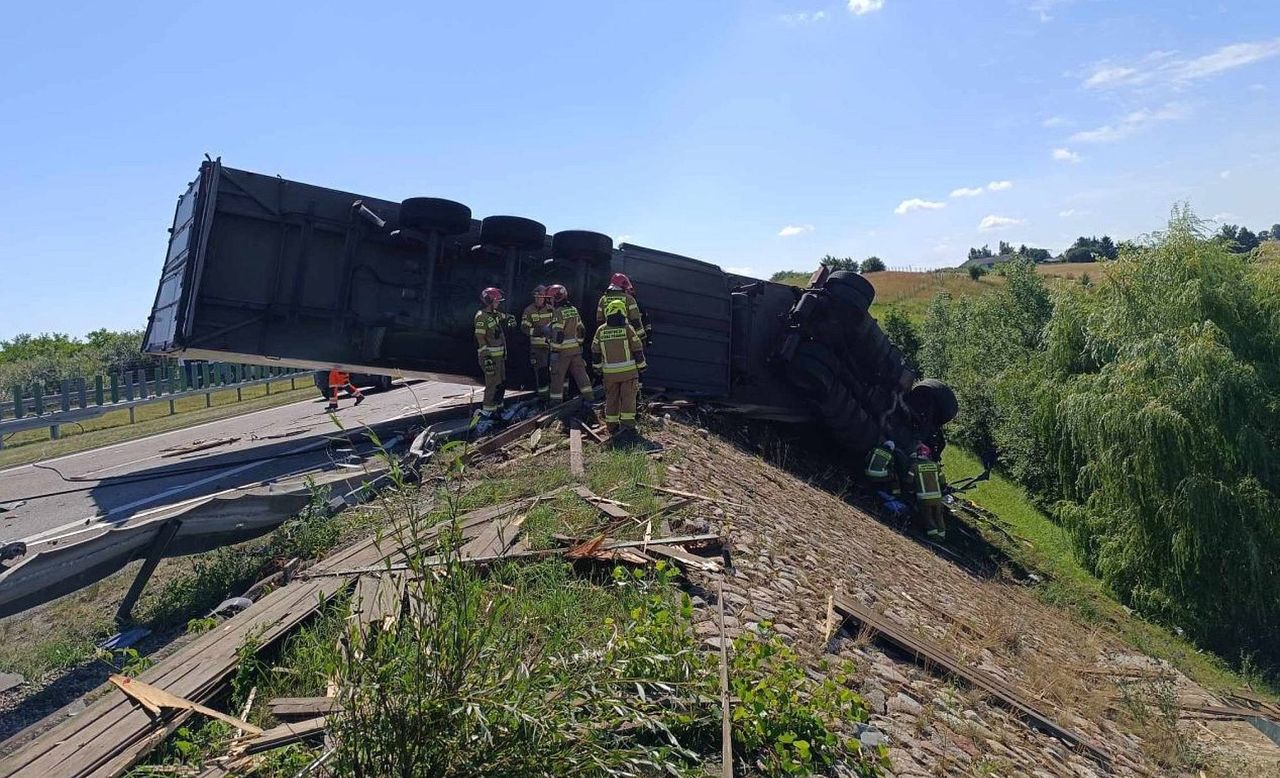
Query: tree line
[
  {"left": 0, "top": 329, "right": 157, "bottom": 399},
  {"left": 895, "top": 206, "right": 1280, "bottom": 675}
]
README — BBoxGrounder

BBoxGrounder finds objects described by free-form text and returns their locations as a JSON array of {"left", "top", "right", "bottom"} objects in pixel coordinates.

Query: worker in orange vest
[{"left": 325, "top": 370, "right": 364, "bottom": 413}]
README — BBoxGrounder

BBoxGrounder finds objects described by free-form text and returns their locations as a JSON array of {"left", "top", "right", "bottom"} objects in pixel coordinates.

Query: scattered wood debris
[
  {"left": 108, "top": 675, "right": 262, "bottom": 735},
  {"left": 239, "top": 716, "right": 327, "bottom": 755},
  {"left": 716, "top": 581, "right": 733, "bottom": 778}
]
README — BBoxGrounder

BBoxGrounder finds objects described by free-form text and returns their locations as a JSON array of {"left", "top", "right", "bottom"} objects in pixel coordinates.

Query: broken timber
[
  {"left": 569, "top": 427, "right": 585, "bottom": 476},
  {"left": 832, "top": 596, "right": 1111, "bottom": 766},
  {"left": 462, "top": 398, "right": 582, "bottom": 464},
  {"left": 240, "top": 716, "right": 328, "bottom": 755}
]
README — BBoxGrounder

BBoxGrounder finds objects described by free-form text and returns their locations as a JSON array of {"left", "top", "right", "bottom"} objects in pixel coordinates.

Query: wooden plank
[
  {"left": 573, "top": 486, "right": 631, "bottom": 521},
  {"left": 268, "top": 697, "right": 342, "bottom": 720},
  {"left": 641, "top": 484, "right": 744, "bottom": 508},
  {"left": 240, "top": 716, "right": 327, "bottom": 755},
  {"left": 832, "top": 596, "right": 1111, "bottom": 766},
  {"left": 576, "top": 419, "right": 607, "bottom": 445},
  {"left": 717, "top": 581, "right": 733, "bottom": 778},
  {"left": 569, "top": 428, "right": 584, "bottom": 477},
  {"left": 647, "top": 545, "right": 723, "bottom": 573}
]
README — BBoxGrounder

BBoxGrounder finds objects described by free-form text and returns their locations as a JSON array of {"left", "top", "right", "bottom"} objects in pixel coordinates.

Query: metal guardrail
[{"left": 0, "top": 363, "right": 309, "bottom": 446}]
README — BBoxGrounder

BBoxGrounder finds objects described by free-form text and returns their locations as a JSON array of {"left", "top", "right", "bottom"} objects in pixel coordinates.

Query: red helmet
[
  {"left": 546, "top": 284, "right": 569, "bottom": 304},
  {"left": 609, "top": 273, "right": 634, "bottom": 293},
  {"left": 916, "top": 443, "right": 933, "bottom": 459},
  {"left": 480, "top": 287, "right": 505, "bottom": 306}
]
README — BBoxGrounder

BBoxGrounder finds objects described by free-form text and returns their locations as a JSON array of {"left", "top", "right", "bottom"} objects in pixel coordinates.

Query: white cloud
[
  {"left": 950, "top": 186, "right": 984, "bottom": 198},
  {"left": 847, "top": 0, "right": 884, "bottom": 15},
  {"left": 1084, "top": 66, "right": 1140, "bottom": 89},
  {"left": 1081, "top": 38, "right": 1280, "bottom": 90},
  {"left": 779, "top": 10, "right": 827, "bottom": 24},
  {"left": 777, "top": 224, "right": 814, "bottom": 237},
  {"left": 894, "top": 198, "right": 946, "bottom": 215},
  {"left": 1174, "top": 39, "right": 1280, "bottom": 81},
  {"left": 1058, "top": 209, "right": 1078, "bottom": 217},
  {"left": 1042, "top": 115, "right": 1067, "bottom": 128},
  {"left": 1219, "top": 170, "right": 1231, "bottom": 179},
  {"left": 1210, "top": 212, "right": 1236, "bottom": 223},
  {"left": 978, "top": 215, "right": 1024, "bottom": 232},
  {"left": 987, "top": 180, "right": 1014, "bottom": 192},
  {"left": 725, "top": 266, "right": 758, "bottom": 276},
  {"left": 1052, "top": 148, "right": 1082, "bottom": 163},
  {"left": 1027, "top": 0, "right": 1074, "bottom": 23},
  {"left": 1070, "top": 103, "right": 1188, "bottom": 144}
]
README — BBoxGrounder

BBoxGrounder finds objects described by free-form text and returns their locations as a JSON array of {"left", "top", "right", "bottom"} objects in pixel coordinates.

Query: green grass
[
  {"left": 944, "top": 447, "right": 1277, "bottom": 697},
  {"left": 0, "top": 379, "right": 316, "bottom": 468}
]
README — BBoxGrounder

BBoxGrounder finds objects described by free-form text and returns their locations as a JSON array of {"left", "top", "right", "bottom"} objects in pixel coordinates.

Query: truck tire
[
  {"left": 480, "top": 215, "right": 547, "bottom": 250},
  {"left": 399, "top": 198, "right": 472, "bottom": 235},
  {"left": 909, "top": 378, "right": 959, "bottom": 425},
  {"left": 787, "top": 343, "right": 838, "bottom": 396},
  {"left": 552, "top": 230, "right": 613, "bottom": 265},
  {"left": 825, "top": 271, "right": 875, "bottom": 311}
]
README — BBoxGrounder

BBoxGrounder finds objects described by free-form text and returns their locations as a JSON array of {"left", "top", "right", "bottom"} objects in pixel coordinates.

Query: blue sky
[{"left": 1, "top": 0, "right": 1278, "bottom": 339}]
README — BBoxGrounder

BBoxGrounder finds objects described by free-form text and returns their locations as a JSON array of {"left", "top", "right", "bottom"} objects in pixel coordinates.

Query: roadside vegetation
[
  {"left": 124, "top": 433, "right": 887, "bottom": 777},
  {"left": 910, "top": 207, "right": 1279, "bottom": 681}
]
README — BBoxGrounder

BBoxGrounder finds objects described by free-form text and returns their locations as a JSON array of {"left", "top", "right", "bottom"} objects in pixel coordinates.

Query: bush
[
  {"left": 967, "top": 264, "right": 987, "bottom": 281},
  {"left": 881, "top": 309, "right": 921, "bottom": 371},
  {"left": 860, "top": 256, "right": 886, "bottom": 273}
]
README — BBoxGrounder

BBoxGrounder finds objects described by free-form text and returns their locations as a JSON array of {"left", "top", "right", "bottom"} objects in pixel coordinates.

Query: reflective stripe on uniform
[
  {"left": 864, "top": 447, "right": 892, "bottom": 479},
  {"left": 620, "top": 412, "right": 636, "bottom": 421},
  {"left": 552, "top": 306, "right": 582, "bottom": 350},
  {"left": 914, "top": 460, "right": 942, "bottom": 500},
  {"left": 596, "top": 326, "right": 637, "bottom": 373}
]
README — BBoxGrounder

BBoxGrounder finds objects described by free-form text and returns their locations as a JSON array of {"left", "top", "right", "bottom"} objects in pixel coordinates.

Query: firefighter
[
  {"left": 547, "top": 284, "right": 595, "bottom": 403},
  {"left": 521, "top": 284, "right": 554, "bottom": 404},
  {"left": 474, "top": 287, "right": 514, "bottom": 419},
  {"left": 325, "top": 370, "right": 364, "bottom": 413},
  {"left": 911, "top": 443, "right": 947, "bottom": 541},
  {"left": 595, "top": 273, "right": 645, "bottom": 339},
  {"left": 863, "top": 440, "right": 897, "bottom": 489},
  {"left": 592, "top": 299, "right": 646, "bottom": 439}
]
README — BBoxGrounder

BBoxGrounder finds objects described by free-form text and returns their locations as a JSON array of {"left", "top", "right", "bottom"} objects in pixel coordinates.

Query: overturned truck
[{"left": 143, "top": 159, "right": 956, "bottom": 458}]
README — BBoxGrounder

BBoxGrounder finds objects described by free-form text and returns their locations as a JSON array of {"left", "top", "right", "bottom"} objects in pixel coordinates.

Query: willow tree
[{"left": 1041, "top": 206, "right": 1280, "bottom": 666}]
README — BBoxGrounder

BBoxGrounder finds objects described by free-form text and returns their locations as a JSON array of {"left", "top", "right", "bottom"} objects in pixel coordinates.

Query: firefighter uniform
[
  {"left": 592, "top": 311, "right": 646, "bottom": 433},
  {"left": 595, "top": 290, "right": 645, "bottom": 339},
  {"left": 474, "top": 308, "right": 508, "bottom": 413},
  {"left": 912, "top": 455, "right": 946, "bottom": 540},
  {"left": 521, "top": 298, "right": 554, "bottom": 401},
  {"left": 549, "top": 301, "right": 594, "bottom": 402},
  {"left": 326, "top": 370, "right": 364, "bottom": 412}
]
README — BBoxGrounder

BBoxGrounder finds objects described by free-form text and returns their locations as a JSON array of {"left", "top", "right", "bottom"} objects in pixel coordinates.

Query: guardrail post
[
  {"left": 78, "top": 377, "right": 87, "bottom": 409},
  {"left": 136, "top": 369, "right": 147, "bottom": 399},
  {"left": 50, "top": 424, "right": 60, "bottom": 440},
  {"left": 124, "top": 372, "right": 134, "bottom": 402},
  {"left": 10, "top": 386, "right": 21, "bottom": 419},
  {"left": 110, "top": 373, "right": 120, "bottom": 404},
  {"left": 34, "top": 384, "right": 45, "bottom": 416},
  {"left": 60, "top": 379, "right": 71, "bottom": 413}
]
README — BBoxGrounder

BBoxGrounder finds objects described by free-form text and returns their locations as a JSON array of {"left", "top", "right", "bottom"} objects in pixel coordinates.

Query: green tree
[
  {"left": 967, "top": 264, "right": 987, "bottom": 281},
  {"left": 859, "top": 256, "right": 886, "bottom": 273},
  {"left": 881, "top": 308, "right": 920, "bottom": 371}
]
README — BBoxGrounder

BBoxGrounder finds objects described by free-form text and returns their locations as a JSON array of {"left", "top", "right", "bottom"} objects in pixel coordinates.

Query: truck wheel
[
  {"left": 480, "top": 215, "right": 547, "bottom": 250},
  {"left": 825, "top": 271, "right": 875, "bottom": 311},
  {"left": 552, "top": 230, "right": 613, "bottom": 265},
  {"left": 399, "top": 198, "right": 472, "bottom": 235},
  {"left": 909, "top": 378, "right": 959, "bottom": 425},
  {"left": 787, "top": 343, "right": 837, "bottom": 396}
]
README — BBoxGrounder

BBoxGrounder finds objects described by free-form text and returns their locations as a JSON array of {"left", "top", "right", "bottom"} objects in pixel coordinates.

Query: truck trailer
[{"left": 142, "top": 159, "right": 956, "bottom": 459}]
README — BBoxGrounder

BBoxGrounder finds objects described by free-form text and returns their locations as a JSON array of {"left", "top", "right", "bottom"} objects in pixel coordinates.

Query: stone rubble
[{"left": 648, "top": 421, "right": 1280, "bottom": 777}]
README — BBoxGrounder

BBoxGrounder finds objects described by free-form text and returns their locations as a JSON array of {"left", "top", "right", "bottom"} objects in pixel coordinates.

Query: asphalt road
[{"left": 0, "top": 380, "right": 474, "bottom": 544}]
